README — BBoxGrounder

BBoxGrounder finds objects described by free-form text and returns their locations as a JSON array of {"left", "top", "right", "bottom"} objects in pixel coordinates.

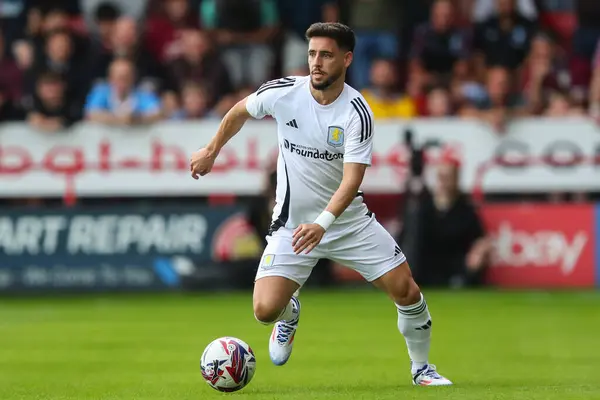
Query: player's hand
[
  {"left": 190, "top": 148, "right": 217, "bottom": 179},
  {"left": 292, "top": 223, "right": 325, "bottom": 255}
]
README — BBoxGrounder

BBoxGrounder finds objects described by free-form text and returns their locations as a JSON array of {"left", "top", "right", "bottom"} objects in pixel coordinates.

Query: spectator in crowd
[
  {"left": 0, "top": 0, "right": 28, "bottom": 55},
  {"left": 13, "top": 40, "right": 35, "bottom": 71},
  {"left": 23, "top": 29, "right": 89, "bottom": 102},
  {"left": 461, "top": 66, "right": 526, "bottom": 131},
  {"left": 568, "top": 0, "right": 600, "bottom": 95},
  {"left": 88, "top": 16, "right": 168, "bottom": 96},
  {"left": 571, "top": 0, "right": 600, "bottom": 62},
  {"left": 35, "top": 7, "right": 88, "bottom": 62},
  {"left": 425, "top": 85, "right": 453, "bottom": 117},
  {"left": 411, "top": 159, "right": 490, "bottom": 288},
  {"left": 33, "top": 0, "right": 81, "bottom": 15},
  {"left": 410, "top": 0, "right": 471, "bottom": 88},
  {"left": 200, "top": 0, "right": 279, "bottom": 88},
  {"left": 346, "top": 0, "right": 403, "bottom": 90},
  {"left": 80, "top": 0, "right": 148, "bottom": 28},
  {"left": 26, "top": 71, "right": 82, "bottom": 131},
  {"left": 401, "top": 1, "right": 436, "bottom": 38},
  {"left": 278, "top": 0, "right": 338, "bottom": 76},
  {"left": 41, "top": 7, "right": 71, "bottom": 33},
  {"left": 543, "top": 90, "right": 585, "bottom": 116},
  {"left": 361, "top": 58, "right": 416, "bottom": 119},
  {"left": 12, "top": 6, "right": 84, "bottom": 71},
  {"left": 0, "top": 30, "right": 23, "bottom": 117},
  {"left": 473, "top": 0, "right": 537, "bottom": 78},
  {"left": 521, "top": 32, "right": 570, "bottom": 115},
  {"left": 472, "top": 0, "right": 538, "bottom": 22},
  {"left": 85, "top": 58, "right": 163, "bottom": 125},
  {"left": 166, "top": 29, "right": 232, "bottom": 108},
  {"left": 586, "top": 39, "right": 600, "bottom": 120},
  {"left": 3, "top": 1, "right": 80, "bottom": 69},
  {"left": 11, "top": 6, "right": 41, "bottom": 70},
  {"left": 144, "top": 0, "right": 199, "bottom": 63},
  {"left": 405, "top": 66, "right": 431, "bottom": 116},
  {"left": 448, "top": 68, "right": 487, "bottom": 112},
  {"left": 171, "top": 81, "right": 213, "bottom": 119},
  {"left": 90, "top": 2, "right": 120, "bottom": 45},
  {"left": 0, "top": 0, "right": 591, "bottom": 130}
]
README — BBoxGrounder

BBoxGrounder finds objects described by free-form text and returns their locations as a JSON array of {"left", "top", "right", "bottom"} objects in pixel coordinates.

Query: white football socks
[
  {"left": 277, "top": 299, "right": 295, "bottom": 322},
  {"left": 396, "top": 293, "right": 432, "bottom": 374},
  {"left": 274, "top": 297, "right": 300, "bottom": 324}
]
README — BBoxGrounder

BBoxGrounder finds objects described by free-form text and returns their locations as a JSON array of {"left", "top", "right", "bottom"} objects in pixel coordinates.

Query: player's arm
[
  {"left": 191, "top": 80, "right": 286, "bottom": 179},
  {"left": 190, "top": 98, "right": 251, "bottom": 179},
  {"left": 204, "top": 98, "right": 252, "bottom": 158},
  {"left": 205, "top": 78, "right": 286, "bottom": 157},
  {"left": 322, "top": 162, "right": 368, "bottom": 218}
]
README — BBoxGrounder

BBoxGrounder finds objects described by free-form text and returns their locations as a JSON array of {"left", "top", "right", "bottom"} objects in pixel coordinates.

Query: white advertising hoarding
[{"left": 1, "top": 118, "right": 599, "bottom": 197}]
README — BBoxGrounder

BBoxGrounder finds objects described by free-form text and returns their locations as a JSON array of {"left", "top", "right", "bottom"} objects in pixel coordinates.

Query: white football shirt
[{"left": 245, "top": 76, "right": 375, "bottom": 231}]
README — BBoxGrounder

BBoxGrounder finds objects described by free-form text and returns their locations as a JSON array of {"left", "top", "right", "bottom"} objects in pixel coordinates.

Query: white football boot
[
  {"left": 269, "top": 296, "right": 300, "bottom": 366},
  {"left": 412, "top": 364, "right": 453, "bottom": 386}
]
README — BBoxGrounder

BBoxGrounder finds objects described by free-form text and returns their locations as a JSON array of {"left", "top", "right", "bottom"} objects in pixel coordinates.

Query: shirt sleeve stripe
[
  {"left": 354, "top": 97, "right": 373, "bottom": 141},
  {"left": 258, "top": 77, "right": 295, "bottom": 89},
  {"left": 350, "top": 98, "right": 366, "bottom": 143},
  {"left": 257, "top": 77, "right": 296, "bottom": 92},
  {"left": 256, "top": 82, "right": 295, "bottom": 96}
]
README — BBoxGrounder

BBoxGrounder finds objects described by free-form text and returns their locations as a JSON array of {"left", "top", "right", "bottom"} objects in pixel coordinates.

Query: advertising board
[
  {"left": 0, "top": 205, "right": 261, "bottom": 292},
  {"left": 2, "top": 119, "right": 599, "bottom": 197}
]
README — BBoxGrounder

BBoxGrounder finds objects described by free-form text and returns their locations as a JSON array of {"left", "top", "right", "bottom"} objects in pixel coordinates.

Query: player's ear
[{"left": 344, "top": 51, "right": 353, "bottom": 68}]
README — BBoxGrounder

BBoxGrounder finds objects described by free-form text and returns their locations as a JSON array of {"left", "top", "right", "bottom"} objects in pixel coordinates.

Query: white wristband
[{"left": 314, "top": 211, "right": 336, "bottom": 231}]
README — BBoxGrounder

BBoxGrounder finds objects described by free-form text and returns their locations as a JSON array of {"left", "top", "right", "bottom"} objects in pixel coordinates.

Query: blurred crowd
[{"left": 0, "top": 0, "right": 596, "bottom": 132}]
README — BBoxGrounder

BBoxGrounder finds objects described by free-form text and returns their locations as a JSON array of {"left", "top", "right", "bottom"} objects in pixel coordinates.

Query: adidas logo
[
  {"left": 416, "top": 320, "right": 432, "bottom": 331},
  {"left": 394, "top": 245, "right": 401, "bottom": 257},
  {"left": 286, "top": 119, "right": 298, "bottom": 129}
]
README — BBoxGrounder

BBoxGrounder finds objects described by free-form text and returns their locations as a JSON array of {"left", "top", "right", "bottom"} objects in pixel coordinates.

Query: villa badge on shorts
[
  {"left": 261, "top": 254, "right": 275, "bottom": 270},
  {"left": 327, "top": 126, "right": 344, "bottom": 148}
]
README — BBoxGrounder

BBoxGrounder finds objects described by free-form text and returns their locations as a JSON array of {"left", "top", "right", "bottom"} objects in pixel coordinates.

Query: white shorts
[{"left": 255, "top": 214, "right": 407, "bottom": 286}]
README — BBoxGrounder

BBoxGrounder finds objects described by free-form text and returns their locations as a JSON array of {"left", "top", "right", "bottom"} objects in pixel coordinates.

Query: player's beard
[{"left": 311, "top": 68, "right": 342, "bottom": 91}]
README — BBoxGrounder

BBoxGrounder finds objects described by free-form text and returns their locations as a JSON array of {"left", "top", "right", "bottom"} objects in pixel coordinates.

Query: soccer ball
[{"left": 200, "top": 337, "right": 256, "bottom": 392}]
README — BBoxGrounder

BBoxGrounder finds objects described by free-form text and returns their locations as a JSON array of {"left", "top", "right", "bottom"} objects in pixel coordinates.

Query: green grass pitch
[{"left": 1, "top": 289, "right": 600, "bottom": 400}]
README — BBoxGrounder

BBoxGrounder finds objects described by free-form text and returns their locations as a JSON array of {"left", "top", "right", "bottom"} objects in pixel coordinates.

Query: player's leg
[
  {"left": 253, "top": 228, "right": 320, "bottom": 366},
  {"left": 371, "top": 262, "right": 451, "bottom": 386},
  {"left": 253, "top": 275, "right": 302, "bottom": 366},
  {"left": 253, "top": 276, "right": 299, "bottom": 324},
  {"left": 328, "top": 215, "right": 452, "bottom": 386}
]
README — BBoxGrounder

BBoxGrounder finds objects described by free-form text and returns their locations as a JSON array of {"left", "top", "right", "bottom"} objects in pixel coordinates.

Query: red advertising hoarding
[{"left": 481, "top": 204, "right": 596, "bottom": 288}]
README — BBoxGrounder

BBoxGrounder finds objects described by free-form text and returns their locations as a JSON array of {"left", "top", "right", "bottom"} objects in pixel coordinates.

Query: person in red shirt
[{"left": 145, "top": 0, "right": 199, "bottom": 63}]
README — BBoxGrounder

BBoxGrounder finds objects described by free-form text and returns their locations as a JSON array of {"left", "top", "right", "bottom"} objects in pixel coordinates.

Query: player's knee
[
  {"left": 376, "top": 262, "right": 421, "bottom": 306},
  {"left": 390, "top": 275, "right": 421, "bottom": 307},
  {"left": 253, "top": 301, "right": 280, "bottom": 324}
]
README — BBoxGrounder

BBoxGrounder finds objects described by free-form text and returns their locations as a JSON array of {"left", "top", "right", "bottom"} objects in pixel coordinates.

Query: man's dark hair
[
  {"left": 95, "top": 2, "right": 121, "bottom": 22},
  {"left": 46, "top": 27, "right": 72, "bottom": 40},
  {"left": 37, "top": 71, "right": 64, "bottom": 85},
  {"left": 305, "top": 22, "right": 355, "bottom": 52},
  {"left": 43, "top": 6, "right": 69, "bottom": 17}
]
